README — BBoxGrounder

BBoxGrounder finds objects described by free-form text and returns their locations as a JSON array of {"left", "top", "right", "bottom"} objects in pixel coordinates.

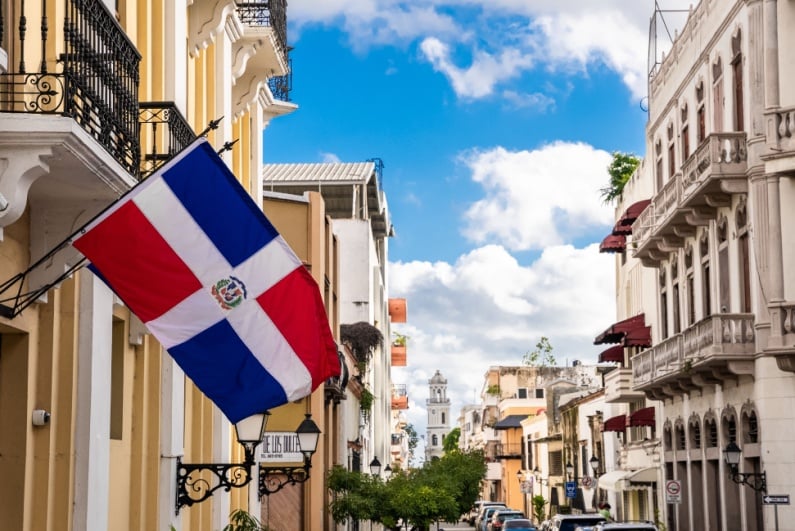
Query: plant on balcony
[
  {"left": 486, "top": 384, "right": 501, "bottom": 397},
  {"left": 600, "top": 151, "right": 641, "bottom": 204},
  {"left": 360, "top": 388, "right": 374, "bottom": 413},
  {"left": 392, "top": 332, "right": 409, "bottom": 347},
  {"left": 341, "top": 322, "right": 383, "bottom": 374}
]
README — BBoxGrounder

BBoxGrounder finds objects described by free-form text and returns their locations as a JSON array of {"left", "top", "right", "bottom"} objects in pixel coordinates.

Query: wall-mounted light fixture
[
  {"left": 369, "top": 456, "right": 382, "bottom": 477},
  {"left": 589, "top": 455, "right": 601, "bottom": 476},
  {"left": 176, "top": 411, "right": 270, "bottom": 512},
  {"left": 533, "top": 467, "right": 549, "bottom": 486},
  {"left": 384, "top": 463, "right": 392, "bottom": 479},
  {"left": 723, "top": 441, "right": 766, "bottom": 493},
  {"left": 258, "top": 414, "right": 321, "bottom": 497},
  {"left": 565, "top": 462, "right": 574, "bottom": 480}
]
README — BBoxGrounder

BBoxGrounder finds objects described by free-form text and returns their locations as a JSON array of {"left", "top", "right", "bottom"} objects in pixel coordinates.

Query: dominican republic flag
[{"left": 72, "top": 138, "right": 340, "bottom": 423}]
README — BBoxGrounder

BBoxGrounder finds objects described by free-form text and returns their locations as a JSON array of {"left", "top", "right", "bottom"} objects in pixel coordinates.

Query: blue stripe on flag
[
  {"left": 162, "top": 141, "right": 280, "bottom": 268},
  {"left": 169, "top": 319, "right": 288, "bottom": 422}
]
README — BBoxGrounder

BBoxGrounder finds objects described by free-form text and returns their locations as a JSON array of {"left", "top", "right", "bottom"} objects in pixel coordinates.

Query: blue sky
[{"left": 264, "top": 0, "right": 690, "bottom": 456}]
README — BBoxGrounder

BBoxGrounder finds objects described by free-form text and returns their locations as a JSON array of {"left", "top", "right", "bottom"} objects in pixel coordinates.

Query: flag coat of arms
[{"left": 72, "top": 139, "right": 340, "bottom": 423}]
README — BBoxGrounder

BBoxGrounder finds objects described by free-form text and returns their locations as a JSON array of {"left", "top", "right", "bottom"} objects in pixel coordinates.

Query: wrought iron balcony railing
[
  {"left": 0, "top": 0, "right": 141, "bottom": 176},
  {"left": 236, "top": 1, "right": 287, "bottom": 55},
  {"left": 139, "top": 102, "right": 198, "bottom": 178}
]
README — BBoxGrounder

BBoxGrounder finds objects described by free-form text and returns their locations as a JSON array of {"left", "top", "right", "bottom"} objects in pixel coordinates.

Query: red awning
[
  {"left": 599, "top": 233, "right": 626, "bottom": 253},
  {"left": 598, "top": 345, "right": 625, "bottom": 363},
  {"left": 612, "top": 199, "right": 651, "bottom": 235},
  {"left": 629, "top": 407, "right": 655, "bottom": 427},
  {"left": 594, "top": 314, "right": 647, "bottom": 345},
  {"left": 603, "top": 414, "right": 627, "bottom": 433},
  {"left": 624, "top": 324, "right": 652, "bottom": 347}
]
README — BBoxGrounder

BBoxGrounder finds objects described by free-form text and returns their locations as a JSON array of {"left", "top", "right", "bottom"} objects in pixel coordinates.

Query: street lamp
[
  {"left": 370, "top": 456, "right": 382, "bottom": 476},
  {"left": 589, "top": 455, "right": 601, "bottom": 476},
  {"left": 533, "top": 467, "right": 549, "bottom": 486},
  {"left": 565, "top": 462, "right": 574, "bottom": 480},
  {"left": 258, "top": 414, "right": 322, "bottom": 497},
  {"left": 723, "top": 441, "right": 767, "bottom": 493},
  {"left": 176, "top": 411, "right": 270, "bottom": 512},
  {"left": 384, "top": 464, "right": 392, "bottom": 479}
]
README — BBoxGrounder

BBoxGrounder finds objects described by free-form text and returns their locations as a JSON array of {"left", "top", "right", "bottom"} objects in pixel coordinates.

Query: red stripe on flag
[
  {"left": 73, "top": 201, "right": 203, "bottom": 322},
  {"left": 257, "top": 267, "right": 340, "bottom": 389}
]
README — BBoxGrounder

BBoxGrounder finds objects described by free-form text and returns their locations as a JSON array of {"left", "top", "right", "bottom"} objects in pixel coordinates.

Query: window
[
  {"left": 696, "top": 82, "right": 706, "bottom": 144},
  {"left": 685, "top": 246, "right": 695, "bottom": 327},
  {"left": 442, "top": 412, "right": 446, "bottom": 424},
  {"left": 718, "top": 218, "right": 730, "bottom": 312},
  {"left": 659, "top": 268, "right": 669, "bottom": 339},
  {"left": 655, "top": 139, "right": 664, "bottom": 192},
  {"left": 517, "top": 388, "right": 528, "bottom": 399},
  {"left": 700, "top": 232, "right": 712, "bottom": 317},
  {"left": 110, "top": 318, "right": 125, "bottom": 440},
  {"left": 549, "top": 450, "right": 563, "bottom": 476},
  {"left": 432, "top": 434, "right": 438, "bottom": 446},
  {"left": 667, "top": 123, "right": 676, "bottom": 178},
  {"left": 535, "top": 388, "right": 544, "bottom": 399},
  {"left": 672, "top": 260, "right": 681, "bottom": 334},
  {"left": 681, "top": 103, "right": 690, "bottom": 161},
  {"left": 731, "top": 30, "right": 744, "bottom": 131},
  {"left": 712, "top": 57, "right": 724, "bottom": 132},
  {"left": 737, "top": 203, "right": 751, "bottom": 313}
]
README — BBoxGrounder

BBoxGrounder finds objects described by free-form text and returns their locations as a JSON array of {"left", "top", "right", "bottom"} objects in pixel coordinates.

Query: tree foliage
[
  {"left": 327, "top": 449, "right": 486, "bottom": 531},
  {"left": 404, "top": 423, "right": 419, "bottom": 465},
  {"left": 442, "top": 427, "right": 461, "bottom": 453},
  {"left": 600, "top": 151, "right": 641, "bottom": 203},
  {"left": 522, "top": 336, "right": 556, "bottom": 367}
]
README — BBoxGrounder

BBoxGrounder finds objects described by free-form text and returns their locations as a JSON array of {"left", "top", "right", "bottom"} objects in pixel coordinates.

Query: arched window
[
  {"left": 718, "top": 217, "right": 730, "bottom": 312},
  {"left": 655, "top": 139, "right": 664, "bottom": 192},
  {"left": 685, "top": 246, "right": 695, "bottom": 327},
  {"left": 731, "top": 30, "right": 744, "bottom": 131},
  {"left": 689, "top": 414, "right": 702, "bottom": 450},
  {"left": 672, "top": 259, "right": 681, "bottom": 334},
  {"left": 667, "top": 123, "right": 676, "bottom": 178},
  {"left": 696, "top": 81, "right": 706, "bottom": 144},
  {"left": 660, "top": 267, "right": 669, "bottom": 339},
  {"left": 681, "top": 102, "right": 690, "bottom": 160},
  {"left": 712, "top": 56, "right": 724, "bottom": 132},
  {"left": 700, "top": 231, "right": 712, "bottom": 317},
  {"left": 432, "top": 434, "right": 438, "bottom": 446},
  {"left": 736, "top": 200, "right": 751, "bottom": 313}
]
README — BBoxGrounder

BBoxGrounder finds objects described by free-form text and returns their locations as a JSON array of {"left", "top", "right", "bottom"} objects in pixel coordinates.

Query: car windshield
[{"left": 559, "top": 519, "right": 607, "bottom": 531}]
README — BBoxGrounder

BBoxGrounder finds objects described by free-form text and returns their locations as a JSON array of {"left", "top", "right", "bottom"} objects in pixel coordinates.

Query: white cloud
[
  {"left": 420, "top": 37, "right": 534, "bottom": 99},
  {"left": 320, "top": 152, "right": 342, "bottom": 163},
  {"left": 461, "top": 142, "right": 614, "bottom": 251},
  {"left": 389, "top": 241, "right": 615, "bottom": 449},
  {"left": 501, "top": 89, "right": 555, "bottom": 111},
  {"left": 287, "top": 0, "right": 694, "bottom": 101}
]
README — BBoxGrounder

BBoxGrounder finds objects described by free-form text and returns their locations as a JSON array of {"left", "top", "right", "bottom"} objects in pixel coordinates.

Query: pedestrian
[{"left": 598, "top": 502, "right": 614, "bottom": 521}]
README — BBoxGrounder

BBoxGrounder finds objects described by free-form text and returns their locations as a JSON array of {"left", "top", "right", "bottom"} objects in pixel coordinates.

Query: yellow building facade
[{"left": 0, "top": 1, "right": 334, "bottom": 530}]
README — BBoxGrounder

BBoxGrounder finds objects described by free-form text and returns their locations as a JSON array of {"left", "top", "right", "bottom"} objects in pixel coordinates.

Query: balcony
[
  {"left": 0, "top": 0, "right": 141, "bottom": 178},
  {"left": 763, "top": 106, "right": 795, "bottom": 172},
  {"left": 391, "top": 384, "right": 408, "bottom": 410},
  {"left": 139, "top": 102, "right": 198, "bottom": 178},
  {"left": 634, "top": 133, "right": 748, "bottom": 266},
  {"left": 766, "top": 301, "right": 795, "bottom": 372},
  {"left": 632, "top": 313, "right": 755, "bottom": 400},
  {"left": 603, "top": 367, "right": 646, "bottom": 403},
  {"left": 0, "top": 0, "right": 142, "bottom": 307},
  {"left": 231, "top": 1, "right": 292, "bottom": 109},
  {"left": 485, "top": 442, "right": 522, "bottom": 460}
]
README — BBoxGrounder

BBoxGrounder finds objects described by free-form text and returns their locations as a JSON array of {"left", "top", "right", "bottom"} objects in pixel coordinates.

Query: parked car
[
  {"left": 592, "top": 522, "right": 659, "bottom": 531},
  {"left": 488, "top": 509, "right": 527, "bottom": 530},
  {"left": 470, "top": 501, "right": 508, "bottom": 526},
  {"left": 503, "top": 518, "right": 538, "bottom": 530},
  {"left": 479, "top": 505, "right": 509, "bottom": 531},
  {"left": 546, "top": 513, "right": 607, "bottom": 531}
]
